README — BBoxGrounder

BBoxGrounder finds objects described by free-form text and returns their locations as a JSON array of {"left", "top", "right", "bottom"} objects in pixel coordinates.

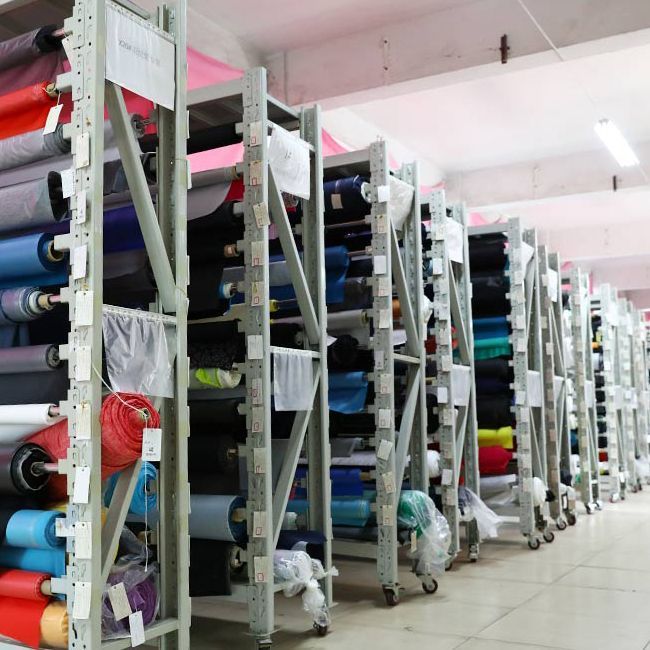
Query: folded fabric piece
[
  {"left": 478, "top": 446, "right": 513, "bottom": 475},
  {"left": 473, "top": 316, "right": 509, "bottom": 340},
  {"left": 474, "top": 336, "right": 511, "bottom": 360},
  {"left": 328, "top": 372, "right": 369, "bottom": 414},
  {"left": 478, "top": 426, "right": 514, "bottom": 449},
  {"left": 476, "top": 395, "right": 513, "bottom": 429}
]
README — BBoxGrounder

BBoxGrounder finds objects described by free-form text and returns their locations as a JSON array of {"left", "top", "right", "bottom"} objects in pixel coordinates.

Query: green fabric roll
[{"left": 474, "top": 336, "right": 511, "bottom": 360}]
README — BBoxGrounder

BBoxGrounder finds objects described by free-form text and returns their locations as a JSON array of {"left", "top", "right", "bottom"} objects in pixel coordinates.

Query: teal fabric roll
[
  {"left": 3, "top": 509, "right": 64, "bottom": 549},
  {"left": 289, "top": 498, "right": 372, "bottom": 527}
]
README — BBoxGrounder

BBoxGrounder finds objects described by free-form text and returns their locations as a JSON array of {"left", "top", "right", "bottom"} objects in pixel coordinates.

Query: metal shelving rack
[
  {"left": 426, "top": 193, "right": 480, "bottom": 561},
  {"left": 0, "top": 0, "right": 191, "bottom": 646},
  {"left": 468, "top": 219, "right": 553, "bottom": 549},
  {"left": 188, "top": 68, "right": 332, "bottom": 647},
  {"left": 619, "top": 298, "right": 639, "bottom": 491},
  {"left": 325, "top": 143, "right": 434, "bottom": 604},
  {"left": 632, "top": 309, "right": 650, "bottom": 481},
  {"left": 538, "top": 247, "right": 575, "bottom": 528},
  {"left": 568, "top": 268, "right": 601, "bottom": 513},
  {"left": 594, "top": 284, "right": 626, "bottom": 501}
]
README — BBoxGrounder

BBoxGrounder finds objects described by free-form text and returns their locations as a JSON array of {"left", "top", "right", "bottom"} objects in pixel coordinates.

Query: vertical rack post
[
  {"left": 619, "top": 299, "right": 638, "bottom": 491},
  {"left": 633, "top": 309, "right": 650, "bottom": 484}
]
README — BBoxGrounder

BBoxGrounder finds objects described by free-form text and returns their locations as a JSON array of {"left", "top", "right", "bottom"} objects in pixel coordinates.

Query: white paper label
[
  {"left": 376, "top": 213, "right": 388, "bottom": 234},
  {"left": 251, "top": 408, "right": 264, "bottom": 435},
  {"left": 72, "top": 581, "right": 92, "bottom": 619},
  {"left": 60, "top": 168, "right": 74, "bottom": 199},
  {"left": 249, "top": 160, "right": 263, "bottom": 186},
  {"left": 376, "top": 439, "right": 393, "bottom": 461},
  {"left": 75, "top": 189, "right": 87, "bottom": 224},
  {"left": 75, "top": 290, "right": 93, "bottom": 326},
  {"left": 251, "top": 281, "right": 263, "bottom": 307},
  {"left": 106, "top": 3, "right": 175, "bottom": 109},
  {"left": 253, "top": 202, "right": 270, "bottom": 228},
  {"left": 74, "top": 521, "right": 92, "bottom": 559},
  {"left": 43, "top": 103, "right": 63, "bottom": 135},
  {"left": 381, "top": 504, "right": 393, "bottom": 526},
  {"left": 72, "top": 244, "right": 88, "bottom": 280},
  {"left": 382, "top": 471, "right": 395, "bottom": 494},
  {"left": 379, "top": 373, "right": 391, "bottom": 395},
  {"left": 331, "top": 193, "right": 343, "bottom": 210},
  {"left": 61, "top": 36, "right": 73, "bottom": 59},
  {"left": 253, "top": 447, "right": 266, "bottom": 473},
  {"left": 373, "top": 255, "right": 387, "bottom": 275},
  {"left": 251, "top": 241, "right": 264, "bottom": 266},
  {"left": 378, "top": 309, "right": 391, "bottom": 329},
  {"left": 254, "top": 556, "right": 268, "bottom": 583},
  {"left": 75, "top": 132, "right": 90, "bottom": 169},
  {"left": 142, "top": 428, "right": 162, "bottom": 461},
  {"left": 76, "top": 402, "right": 91, "bottom": 440},
  {"left": 253, "top": 510, "right": 266, "bottom": 537},
  {"left": 377, "top": 185, "right": 391, "bottom": 203},
  {"left": 108, "top": 582, "right": 133, "bottom": 621},
  {"left": 441, "top": 468, "right": 453, "bottom": 485},
  {"left": 73, "top": 466, "right": 91, "bottom": 504},
  {"left": 249, "top": 121, "right": 263, "bottom": 147},
  {"left": 247, "top": 335, "right": 264, "bottom": 359},
  {"left": 75, "top": 345, "right": 91, "bottom": 382},
  {"left": 378, "top": 409, "right": 391, "bottom": 428},
  {"left": 129, "top": 610, "right": 146, "bottom": 647},
  {"left": 374, "top": 350, "right": 385, "bottom": 370},
  {"left": 251, "top": 378, "right": 263, "bottom": 405}
]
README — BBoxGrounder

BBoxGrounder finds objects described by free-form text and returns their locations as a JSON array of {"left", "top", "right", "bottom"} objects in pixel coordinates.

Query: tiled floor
[{"left": 190, "top": 489, "right": 650, "bottom": 649}]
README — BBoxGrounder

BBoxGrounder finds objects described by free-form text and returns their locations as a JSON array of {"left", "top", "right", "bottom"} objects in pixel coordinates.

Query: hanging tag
[
  {"left": 72, "top": 466, "right": 91, "bottom": 504},
  {"left": 251, "top": 281, "right": 264, "bottom": 307},
  {"left": 251, "top": 378, "right": 263, "bottom": 405},
  {"left": 378, "top": 409, "right": 391, "bottom": 428},
  {"left": 253, "top": 447, "right": 266, "bottom": 474},
  {"left": 249, "top": 121, "right": 263, "bottom": 146},
  {"left": 254, "top": 556, "right": 268, "bottom": 583},
  {"left": 72, "top": 582, "right": 92, "bottom": 619},
  {"left": 108, "top": 582, "right": 133, "bottom": 621},
  {"left": 376, "top": 277, "right": 391, "bottom": 297},
  {"left": 251, "top": 408, "right": 264, "bottom": 434},
  {"left": 61, "top": 36, "right": 73, "bottom": 60},
  {"left": 374, "top": 350, "right": 385, "bottom": 370},
  {"left": 76, "top": 402, "right": 91, "bottom": 440},
  {"left": 72, "top": 244, "right": 88, "bottom": 280},
  {"left": 437, "top": 386, "right": 448, "bottom": 404},
  {"left": 441, "top": 468, "right": 453, "bottom": 485},
  {"left": 251, "top": 241, "right": 264, "bottom": 266},
  {"left": 74, "top": 521, "right": 92, "bottom": 559},
  {"left": 43, "top": 103, "right": 63, "bottom": 135},
  {"left": 376, "top": 213, "right": 388, "bottom": 234},
  {"left": 75, "top": 291, "right": 93, "bottom": 327},
  {"left": 379, "top": 373, "right": 391, "bottom": 395},
  {"left": 75, "top": 132, "right": 90, "bottom": 168},
  {"left": 253, "top": 202, "right": 270, "bottom": 227},
  {"left": 129, "top": 610, "right": 146, "bottom": 647},
  {"left": 249, "top": 160, "right": 263, "bottom": 186},
  {"left": 75, "top": 189, "right": 87, "bottom": 224},
  {"left": 142, "top": 428, "right": 162, "bottom": 461},
  {"left": 377, "top": 185, "right": 390, "bottom": 202},
  {"left": 381, "top": 504, "right": 393, "bottom": 526},
  {"left": 60, "top": 168, "right": 74, "bottom": 199},
  {"left": 247, "top": 335, "right": 264, "bottom": 359},
  {"left": 382, "top": 471, "right": 395, "bottom": 494},
  {"left": 253, "top": 511, "right": 267, "bottom": 537},
  {"left": 378, "top": 309, "right": 391, "bottom": 329},
  {"left": 75, "top": 345, "right": 91, "bottom": 381},
  {"left": 330, "top": 193, "right": 343, "bottom": 210},
  {"left": 373, "top": 255, "right": 387, "bottom": 275},
  {"left": 376, "top": 439, "right": 393, "bottom": 461}
]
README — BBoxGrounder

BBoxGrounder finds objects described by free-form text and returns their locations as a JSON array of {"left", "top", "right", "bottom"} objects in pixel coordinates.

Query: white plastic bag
[
  {"left": 427, "top": 449, "right": 441, "bottom": 478},
  {"left": 102, "top": 307, "right": 175, "bottom": 398},
  {"left": 458, "top": 487, "right": 502, "bottom": 540},
  {"left": 388, "top": 175, "right": 414, "bottom": 230},
  {"left": 532, "top": 477, "right": 548, "bottom": 507},
  {"left": 268, "top": 125, "right": 311, "bottom": 200}
]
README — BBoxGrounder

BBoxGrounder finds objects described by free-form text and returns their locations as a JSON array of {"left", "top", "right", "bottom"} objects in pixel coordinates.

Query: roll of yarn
[
  {"left": 104, "top": 461, "right": 158, "bottom": 516},
  {"left": 29, "top": 392, "right": 159, "bottom": 499}
]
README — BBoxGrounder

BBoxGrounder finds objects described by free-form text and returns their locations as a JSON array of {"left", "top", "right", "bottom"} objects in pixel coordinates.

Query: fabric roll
[
  {"left": 190, "top": 398, "right": 244, "bottom": 427},
  {"left": 0, "top": 82, "right": 57, "bottom": 141},
  {"left": 294, "top": 467, "right": 364, "bottom": 498},
  {"left": 347, "top": 256, "right": 373, "bottom": 277},
  {"left": 0, "top": 27, "right": 61, "bottom": 73},
  {"left": 323, "top": 175, "right": 371, "bottom": 220},
  {"left": 0, "top": 442, "right": 51, "bottom": 495},
  {"left": 329, "top": 411, "right": 374, "bottom": 435},
  {"left": 478, "top": 426, "right": 514, "bottom": 449},
  {"left": 475, "top": 358, "right": 512, "bottom": 381},
  {"left": 0, "top": 596, "right": 49, "bottom": 649},
  {"left": 0, "top": 569, "right": 49, "bottom": 601},
  {"left": 189, "top": 494, "right": 246, "bottom": 542},
  {"left": 0, "top": 288, "right": 53, "bottom": 326},
  {"left": 330, "top": 277, "right": 371, "bottom": 311},
  {"left": 104, "top": 462, "right": 157, "bottom": 516},
  {"left": 0, "top": 546, "right": 65, "bottom": 576},
  {"left": 478, "top": 446, "right": 513, "bottom": 475},
  {"left": 3, "top": 509, "right": 64, "bottom": 549},
  {"left": 189, "top": 539, "right": 233, "bottom": 597},
  {"left": 0, "top": 368, "right": 68, "bottom": 404},
  {"left": 40, "top": 600, "right": 67, "bottom": 649},
  {"left": 189, "top": 432, "right": 238, "bottom": 475},
  {"left": 474, "top": 336, "right": 511, "bottom": 360},
  {"left": 0, "top": 232, "right": 68, "bottom": 289},
  {"left": 0, "top": 125, "right": 69, "bottom": 173},
  {"left": 473, "top": 316, "right": 510, "bottom": 340},
  {"left": 289, "top": 498, "right": 372, "bottom": 527},
  {"left": 471, "top": 273, "right": 509, "bottom": 317},
  {"left": 141, "top": 123, "right": 239, "bottom": 154},
  {"left": 468, "top": 234, "right": 507, "bottom": 272},
  {"left": 328, "top": 372, "right": 369, "bottom": 414},
  {"left": 476, "top": 375, "right": 511, "bottom": 394},
  {"left": 327, "top": 335, "right": 373, "bottom": 372},
  {"left": 476, "top": 396, "right": 513, "bottom": 429},
  {"left": 0, "top": 404, "right": 62, "bottom": 443}
]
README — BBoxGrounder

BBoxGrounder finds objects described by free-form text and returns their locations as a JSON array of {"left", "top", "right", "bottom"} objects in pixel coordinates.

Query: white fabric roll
[{"left": 0, "top": 403, "right": 62, "bottom": 443}]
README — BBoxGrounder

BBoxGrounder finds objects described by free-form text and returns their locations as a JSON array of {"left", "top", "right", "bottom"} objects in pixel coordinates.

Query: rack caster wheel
[
  {"left": 445, "top": 559, "right": 454, "bottom": 571},
  {"left": 556, "top": 518, "right": 567, "bottom": 531},
  {"left": 257, "top": 640, "right": 272, "bottom": 650},
  {"left": 585, "top": 504, "right": 594, "bottom": 515},
  {"left": 595, "top": 500, "right": 603, "bottom": 510},
  {"left": 383, "top": 588, "right": 400, "bottom": 607},
  {"left": 422, "top": 579, "right": 438, "bottom": 594},
  {"left": 567, "top": 513, "right": 577, "bottom": 526},
  {"left": 527, "top": 537, "right": 541, "bottom": 550},
  {"left": 314, "top": 624, "right": 329, "bottom": 637},
  {"left": 543, "top": 531, "right": 555, "bottom": 543}
]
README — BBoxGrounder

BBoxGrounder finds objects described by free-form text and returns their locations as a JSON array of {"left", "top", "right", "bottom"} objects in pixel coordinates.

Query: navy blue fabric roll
[
  {"left": 477, "top": 376, "right": 511, "bottom": 395},
  {"left": 474, "top": 316, "right": 510, "bottom": 340},
  {"left": 475, "top": 358, "right": 512, "bottom": 381},
  {"left": 476, "top": 395, "right": 514, "bottom": 428},
  {"left": 471, "top": 273, "right": 509, "bottom": 317},
  {"left": 277, "top": 530, "right": 326, "bottom": 563},
  {"left": 324, "top": 175, "right": 370, "bottom": 220}
]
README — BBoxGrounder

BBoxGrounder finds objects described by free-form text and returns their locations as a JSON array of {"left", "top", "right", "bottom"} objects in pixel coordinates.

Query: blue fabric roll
[
  {"left": 329, "top": 371, "right": 369, "bottom": 414},
  {"left": 104, "top": 462, "right": 158, "bottom": 516},
  {"left": 0, "top": 546, "right": 66, "bottom": 576},
  {"left": 0, "top": 233, "right": 68, "bottom": 289},
  {"left": 3, "top": 510, "right": 64, "bottom": 549},
  {"left": 289, "top": 498, "right": 372, "bottom": 527},
  {"left": 294, "top": 467, "right": 364, "bottom": 498},
  {"left": 473, "top": 316, "right": 510, "bottom": 340},
  {"left": 323, "top": 175, "right": 370, "bottom": 218}
]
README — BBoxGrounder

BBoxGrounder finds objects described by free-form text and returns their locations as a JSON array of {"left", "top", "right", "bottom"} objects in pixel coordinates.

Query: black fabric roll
[
  {"left": 142, "top": 124, "right": 240, "bottom": 154},
  {"left": 190, "top": 399, "right": 244, "bottom": 427},
  {"left": 188, "top": 473, "right": 240, "bottom": 495},
  {"left": 471, "top": 273, "right": 509, "bottom": 317},
  {"left": 468, "top": 234, "right": 507, "bottom": 273},
  {"left": 329, "top": 412, "right": 374, "bottom": 435},
  {"left": 188, "top": 263, "right": 229, "bottom": 319},
  {"left": 595, "top": 375, "right": 605, "bottom": 388},
  {"left": 34, "top": 26, "right": 63, "bottom": 54},
  {"left": 189, "top": 539, "right": 233, "bottom": 597},
  {"left": 348, "top": 257, "right": 373, "bottom": 277},
  {"left": 328, "top": 335, "right": 373, "bottom": 372},
  {"left": 598, "top": 435, "right": 608, "bottom": 448},
  {"left": 597, "top": 420, "right": 606, "bottom": 433},
  {"left": 0, "top": 368, "right": 68, "bottom": 404},
  {"left": 596, "top": 405, "right": 606, "bottom": 417},
  {"left": 476, "top": 395, "right": 514, "bottom": 428},
  {"left": 595, "top": 389, "right": 605, "bottom": 403},
  {"left": 188, "top": 205, "right": 243, "bottom": 264},
  {"left": 0, "top": 443, "right": 51, "bottom": 495},
  {"left": 475, "top": 358, "right": 513, "bottom": 382},
  {"left": 189, "top": 432, "right": 240, "bottom": 474},
  {"left": 477, "top": 377, "right": 511, "bottom": 395}
]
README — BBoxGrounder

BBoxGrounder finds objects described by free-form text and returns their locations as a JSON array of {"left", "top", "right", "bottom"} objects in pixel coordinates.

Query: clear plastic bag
[
  {"left": 398, "top": 490, "right": 450, "bottom": 577},
  {"left": 102, "top": 307, "right": 176, "bottom": 398},
  {"left": 427, "top": 449, "right": 441, "bottom": 478},
  {"left": 273, "top": 550, "right": 336, "bottom": 628},
  {"left": 458, "top": 487, "right": 502, "bottom": 540},
  {"left": 532, "top": 477, "right": 548, "bottom": 507},
  {"left": 388, "top": 175, "right": 414, "bottom": 230}
]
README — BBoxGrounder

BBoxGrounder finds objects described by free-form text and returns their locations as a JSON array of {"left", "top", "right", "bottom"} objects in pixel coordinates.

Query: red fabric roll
[
  {"left": 0, "top": 596, "right": 49, "bottom": 648},
  {"left": 479, "top": 446, "right": 513, "bottom": 475},
  {"left": 0, "top": 569, "right": 49, "bottom": 602},
  {"left": 28, "top": 393, "right": 159, "bottom": 499},
  {"left": 0, "top": 81, "right": 56, "bottom": 140}
]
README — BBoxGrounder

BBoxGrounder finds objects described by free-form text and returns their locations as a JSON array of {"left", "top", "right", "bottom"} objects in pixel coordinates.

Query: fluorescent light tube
[{"left": 595, "top": 119, "right": 639, "bottom": 167}]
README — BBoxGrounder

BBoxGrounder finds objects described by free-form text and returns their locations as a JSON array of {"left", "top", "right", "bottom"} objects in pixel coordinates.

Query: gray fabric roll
[
  {"left": 0, "top": 29, "right": 42, "bottom": 72},
  {"left": 0, "top": 172, "right": 67, "bottom": 234},
  {"left": 0, "top": 287, "right": 50, "bottom": 325},
  {"left": 0, "top": 125, "right": 70, "bottom": 173},
  {"left": 0, "top": 344, "right": 60, "bottom": 374}
]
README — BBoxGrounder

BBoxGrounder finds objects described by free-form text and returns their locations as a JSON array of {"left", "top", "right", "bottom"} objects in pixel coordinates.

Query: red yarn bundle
[{"left": 28, "top": 393, "right": 159, "bottom": 499}]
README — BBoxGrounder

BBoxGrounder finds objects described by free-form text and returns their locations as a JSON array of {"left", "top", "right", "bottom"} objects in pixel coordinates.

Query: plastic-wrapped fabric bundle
[
  {"left": 28, "top": 393, "right": 159, "bottom": 499},
  {"left": 476, "top": 395, "right": 514, "bottom": 428},
  {"left": 0, "top": 27, "right": 62, "bottom": 73},
  {"left": 0, "top": 232, "right": 68, "bottom": 289},
  {"left": 0, "top": 126, "right": 69, "bottom": 172},
  {"left": 328, "top": 372, "right": 369, "bottom": 414},
  {"left": 323, "top": 175, "right": 371, "bottom": 221},
  {"left": 277, "top": 530, "right": 326, "bottom": 563},
  {"left": 468, "top": 234, "right": 507, "bottom": 272},
  {"left": 471, "top": 273, "right": 509, "bottom": 317},
  {"left": 0, "top": 82, "right": 57, "bottom": 141},
  {"left": 458, "top": 487, "right": 502, "bottom": 539},
  {"left": 397, "top": 490, "right": 450, "bottom": 577},
  {"left": 478, "top": 426, "right": 514, "bottom": 449},
  {"left": 104, "top": 462, "right": 158, "bottom": 516},
  {"left": 473, "top": 316, "right": 509, "bottom": 340},
  {"left": 478, "top": 446, "right": 513, "bottom": 475},
  {"left": 427, "top": 449, "right": 441, "bottom": 478}
]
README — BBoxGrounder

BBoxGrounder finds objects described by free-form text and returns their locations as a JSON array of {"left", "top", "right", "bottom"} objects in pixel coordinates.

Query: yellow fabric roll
[
  {"left": 40, "top": 601, "right": 68, "bottom": 649},
  {"left": 478, "top": 426, "right": 514, "bottom": 449}
]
